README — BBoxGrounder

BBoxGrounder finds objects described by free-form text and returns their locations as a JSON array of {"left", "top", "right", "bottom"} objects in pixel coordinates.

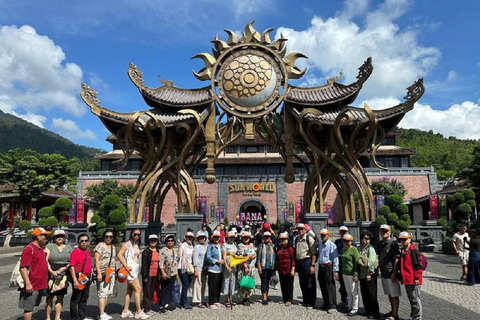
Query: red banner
[
  {"left": 430, "top": 195, "right": 439, "bottom": 220},
  {"left": 295, "top": 202, "right": 301, "bottom": 223},
  {"left": 76, "top": 199, "right": 85, "bottom": 223}
]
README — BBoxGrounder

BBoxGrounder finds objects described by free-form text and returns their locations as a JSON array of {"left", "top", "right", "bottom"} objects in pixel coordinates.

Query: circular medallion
[{"left": 214, "top": 46, "right": 286, "bottom": 118}]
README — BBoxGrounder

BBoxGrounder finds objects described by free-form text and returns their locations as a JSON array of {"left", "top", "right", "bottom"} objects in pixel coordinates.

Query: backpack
[
  {"left": 294, "top": 234, "right": 317, "bottom": 256},
  {"left": 10, "top": 245, "right": 34, "bottom": 288},
  {"left": 419, "top": 251, "right": 428, "bottom": 270}
]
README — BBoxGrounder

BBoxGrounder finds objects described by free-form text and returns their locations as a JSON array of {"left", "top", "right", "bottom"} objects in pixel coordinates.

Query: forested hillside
[
  {"left": 397, "top": 128, "right": 477, "bottom": 179},
  {"left": 0, "top": 110, "right": 104, "bottom": 158}
]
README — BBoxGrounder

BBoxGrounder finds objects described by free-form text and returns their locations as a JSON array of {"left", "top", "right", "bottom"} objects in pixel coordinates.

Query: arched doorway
[{"left": 237, "top": 199, "right": 267, "bottom": 226}]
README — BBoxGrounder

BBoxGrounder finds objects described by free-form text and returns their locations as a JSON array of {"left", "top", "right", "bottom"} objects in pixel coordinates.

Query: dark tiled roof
[
  {"left": 141, "top": 86, "right": 213, "bottom": 107},
  {"left": 374, "top": 147, "right": 416, "bottom": 156},
  {"left": 286, "top": 83, "right": 360, "bottom": 105}
]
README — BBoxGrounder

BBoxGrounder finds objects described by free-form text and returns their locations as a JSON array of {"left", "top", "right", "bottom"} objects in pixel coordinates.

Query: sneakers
[
  {"left": 99, "top": 314, "right": 112, "bottom": 320},
  {"left": 209, "top": 304, "right": 218, "bottom": 309},
  {"left": 306, "top": 305, "right": 314, "bottom": 310},
  {"left": 159, "top": 307, "right": 167, "bottom": 314},
  {"left": 120, "top": 311, "right": 134, "bottom": 318},
  {"left": 145, "top": 311, "right": 156, "bottom": 317},
  {"left": 328, "top": 309, "right": 337, "bottom": 314},
  {"left": 166, "top": 305, "right": 176, "bottom": 312},
  {"left": 134, "top": 311, "right": 150, "bottom": 319},
  {"left": 347, "top": 310, "right": 358, "bottom": 316}
]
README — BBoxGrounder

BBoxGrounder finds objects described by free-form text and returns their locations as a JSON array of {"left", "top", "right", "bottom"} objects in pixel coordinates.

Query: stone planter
[{"left": 442, "top": 241, "right": 456, "bottom": 255}]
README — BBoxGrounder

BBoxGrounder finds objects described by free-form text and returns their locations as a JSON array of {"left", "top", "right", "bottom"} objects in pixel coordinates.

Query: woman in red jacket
[
  {"left": 397, "top": 232, "right": 423, "bottom": 320},
  {"left": 275, "top": 232, "right": 295, "bottom": 306}
]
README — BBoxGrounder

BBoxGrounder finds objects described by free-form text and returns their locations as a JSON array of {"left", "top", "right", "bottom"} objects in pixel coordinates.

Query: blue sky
[{"left": 0, "top": 0, "right": 479, "bottom": 151}]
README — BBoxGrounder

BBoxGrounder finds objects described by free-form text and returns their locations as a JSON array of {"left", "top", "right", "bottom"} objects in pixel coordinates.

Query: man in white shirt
[{"left": 452, "top": 224, "right": 470, "bottom": 281}]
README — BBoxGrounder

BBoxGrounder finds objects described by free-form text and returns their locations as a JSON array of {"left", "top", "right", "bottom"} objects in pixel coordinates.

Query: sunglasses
[
  {"left": 104, "top": 235, "right": 114, "bottom": 239},
  {"left": 166, "top": 239, "right": 174, "bottom": 242},
  {"left": 149, "top": 239, "right": 158, "bottom": 242},
  {"left": 399, "top": 238, "right": 408, "bottom": 242},
  {"left": 133, "top": 233, "right": 141, "bottom": 236},
  {"left": 79, "top": 239, "right": 89, "bottom": 243},
  {"left": 54, "top": 235, "right": 65, "bottom": 238}
]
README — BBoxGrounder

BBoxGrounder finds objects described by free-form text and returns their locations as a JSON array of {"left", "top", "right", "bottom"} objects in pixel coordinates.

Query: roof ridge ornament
[
  {"left": 327, "top": 72, "right": 344, "bottom": 86},
  {"left": 356, "top": 57, "right": 373, "bottom": 86},
  {"left": 128, "top": 62, "right": 145, "bottom": 88},
  {"left": 404, "top": 78, "right": 425, "bottom": 103}
]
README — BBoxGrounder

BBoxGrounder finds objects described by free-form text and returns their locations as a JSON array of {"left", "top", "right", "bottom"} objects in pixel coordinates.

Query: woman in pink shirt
[{"left": 69, "top": 233, "right": 92, "bottom": 320}]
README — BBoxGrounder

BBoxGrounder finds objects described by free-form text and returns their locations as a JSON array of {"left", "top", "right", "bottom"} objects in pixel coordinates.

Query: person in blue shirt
[{"left": 317, "top": 228, "right": 339, "bottom": 314}]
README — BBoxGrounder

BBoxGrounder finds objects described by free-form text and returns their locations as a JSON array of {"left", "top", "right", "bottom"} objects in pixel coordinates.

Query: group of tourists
[{"left": 19, "top": 222, "right": 428, "bottom": 320}]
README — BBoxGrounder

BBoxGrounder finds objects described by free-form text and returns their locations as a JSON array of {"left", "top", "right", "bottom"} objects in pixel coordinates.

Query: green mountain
[
  {"left": 397, "top": 128, "right": 477, "bottom": 180},
  {"left": 0, "top": 110, "right": 105, "bottom": 159}
]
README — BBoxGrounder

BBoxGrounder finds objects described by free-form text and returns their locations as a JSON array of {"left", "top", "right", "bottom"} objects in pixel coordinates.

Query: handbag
[
  {"left": 239, "top": 275, "right": 255, "bottom": 289},
  {"left": 269, "top": 272, "right": 279, "bottom": 287},
  {"left": 186, "top": 264, "right": 195, "bottom": 275},
  {"left": 49, "top": 274, "right": 68, "bottom": 293}
]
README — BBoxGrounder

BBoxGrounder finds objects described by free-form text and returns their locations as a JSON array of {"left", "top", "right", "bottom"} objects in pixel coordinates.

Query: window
[
  {"left": 401, "top": 156, "right": 409, "bottom": 167},
  {"left": 226, "top": 146, "right": 237, "bottom": 154},
  {"left": 384, "top": 137, "right": 396, "bottom": 145},
  {"left": 266, "top": 145, "right": 277, "bottom": 153}
]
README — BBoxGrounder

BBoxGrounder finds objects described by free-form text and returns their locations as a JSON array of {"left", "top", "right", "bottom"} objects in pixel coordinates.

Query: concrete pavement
[{"left": 1, "top": 247, "right": 478, "bottom": 320}]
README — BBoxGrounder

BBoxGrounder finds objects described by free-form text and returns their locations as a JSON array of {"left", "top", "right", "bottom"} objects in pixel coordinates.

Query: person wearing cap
[
  {"left": 340, "top": 233, "right": 360, "bottom": 316},
  {"left": 192, "top": 231, "right": 208, "bottom": 308},
  {"left": 222, "top": 230, "right": 238, "bottom": 307},
  {"left": 141, "top": 234, "right": 159, "bottom": 316},
  {"left": 19, "top": 227, "right": 50, "bottom": 320},
  {"left": 178, "top": 231, "right": 195, "bottom": 309},
  {"left": 334, "top": 225, "right": 356, "bottom": 305},
  {"left": 257, "top": 231, "right": 276, "bottom": 305},
  {"left": 237, "top": 230, "right": 257, "bottom": 306},
  {"left": 69, "top": 233, "right": 93, "bottom": 320},
  {"left": 206, "top": 230, "right": 224, "bottom": 309},
  {"left": 159, "top": 234, "right": 178, "bottom": 313},
  {"left": 293, "top": 222, "right": 317, "bottom": 309},
  {"left": 377, "top": 225, "right": 400, "bottom": 320},
  {"left": 316, "top": 228, "right": 339, "bottom": 314},
  {"left": 45, "top": 229, "right": 73, "bottom": 320},
  {"left": 94, "top": 230, "right": 117, "bottom": 320},
  {"left": 276, "top": 232, "right": 295, "bottom": 306},
  {"left": 254, "top": 222, "right": 275, "bottom": 246},
  {"left": 397, "top": 231, "right": 423, "bottom": 320},
  {"left": 117, "top": 229, "right": 147, "bottom": 319},
  {"left": 358, "top": 231, "right": 380, "bottom": 319}
]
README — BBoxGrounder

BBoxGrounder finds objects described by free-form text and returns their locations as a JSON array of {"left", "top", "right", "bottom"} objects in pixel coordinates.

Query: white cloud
[
  {"left": 18, "top": 112, "right": 47, "bottom": 128},
  {"left": 0, "top": 25, "right": 85, "bottom": 118},
  {"left": 275, "top": 0, "right": 441, "bottom": 100},
  {"left": 477, "top": 62, "right": 480, "bottom": 68},
  {"left": 447, "top": 70, "right": 457, "bottom": 82},
  {"left": 51, "top": 118, "right": 97, "bottom": 140}
]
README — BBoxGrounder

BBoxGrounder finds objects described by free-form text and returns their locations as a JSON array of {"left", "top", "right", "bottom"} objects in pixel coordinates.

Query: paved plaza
[{"left": 0, "top": 249, "right": 478, "bottom": 320}]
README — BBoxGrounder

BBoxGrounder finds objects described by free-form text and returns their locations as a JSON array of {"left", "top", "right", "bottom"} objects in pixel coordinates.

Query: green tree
[
  {"left": 466, "top": 140, "right": 480, "bottom": 188},
  {"left": 447, "top": 189, "right": 476, "bottom": 222},
  {"left": 85, "top": 180, "right": 135, "bottom": 208},
  {"left": 0, "top": 149, "right": 78, "bottom": 248},
  {"left": 371, "top": 178, "right": 407, "bottom": 197},
  {"left": 89, "top": 194, "right": 127, "bottom": 243}
]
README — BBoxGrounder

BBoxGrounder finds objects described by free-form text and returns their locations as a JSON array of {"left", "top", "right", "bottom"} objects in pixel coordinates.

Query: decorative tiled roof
[
  {"left": 141, "top": 86, "right": 213, "bottom": 108},
  {"left": 286, "top": 83, "right": 360, "bottom": 105}
]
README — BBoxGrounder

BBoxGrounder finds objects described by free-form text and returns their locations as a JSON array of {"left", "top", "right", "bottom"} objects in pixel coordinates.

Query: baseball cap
[
  {"left": 242, "top": 231, "right": 251, "bottom": 238},
  {"left": 32, "top": 228, "right": 50, "bottom": 237},
  {"left": 164, "top": 234, "right": 175, "bottom": 242},
  {"left": 196, "top": 230, "right": 206, "bottom": 238},
  {"left": 296, "top": 223, "right": 305, "bottom": 229},
  {"left": 398, "top": 231, "right": 411, "bottom": 239},
  {"left": 184, "top": 231, "right": 194, "bottom": 238},
  {"left": 342, "top": 233, "right": 354, "bottom": 241},
  {"left": 319, "top": 228, "right": 330, "bottom": 235},
  {"left": 212, "top": 230, "right": 221, "bottom": 237},
  {"left": 279, "top": 232, "right": 289, "bottom": 239},
  {"left": 379, "top": 224, "right": 391, "bottom": 231},
  {"left": 148, "top": 234, "right": 159, "bottom": 240},
  {"left": 53, "top": 229, "right": 66, "bottom": 236},
  {"left": 117, "top": 267, "right": 128, "bottom": 283},
  {"left": 263, "top": 231, "right": 272, "bottom": 237},
  {"left": 339, "top": 226, "right": 348, "bottom": 232},
  {"left": 227, "top": 231, "right": 236, "bottom": 238}
]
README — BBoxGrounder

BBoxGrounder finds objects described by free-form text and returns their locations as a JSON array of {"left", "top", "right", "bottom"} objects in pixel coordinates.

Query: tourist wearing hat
[
  {"left": 316, "top": 228, "right": 339, "bottom": 314},
  {"left": 334, "top": 225, "right": 356, "bottom": 305},
  {"left": 44, "top": 229, "right": 73, "bottom": 320},
  {"left": 293, "top": 222, "right": 317, "bottom": 309},
  {"left": 178, "top": 231, "right": 195, "bottom": 309},
  {"left": 340, "top": 233, "right": 360, "bottom": 316},
  {"left": 141, "top": 234, "right": 160, "bottom": 316},
  {"left": 237, "top": 231, "right": 257, "bottom": 306},
  {"left": 159, "top": 234, "right": 178, "bottom": 313},
  {"left": 201, "top": 224, "right": 210, "bottom": 244},
  {"left": 206, "top": 230, "right": 224, "bottom": 309},
  {"left": 397, "top": 231, "right": 423, "bottom": 320},
  {"left": 117, "top": 228, "right": 147, "bottom": 319},
  {"left": 93, "top": 230, "right": 117, "bottom": 320},
  {"left": 19, "top": 227, "right": 50, "bottom": 320},
  {"left": 69, "top": 233, "right": 93, "bottom": 320},
  {"left": 222, "top": 230, "right": 238, "bottom": 307},
  {"left": 377, "top": 225, "right": 400, "bottom": 320},
  {"left": 257, "top": 231, "right": 276, "bottom": 305},
  {"left": 358, "top": 231, "right": 380, "bottom": 319},
  {"left": 276, "top": 232, "right": 295, "bottom": 306},
  {"left": 192, "top": 231, "right": 208, "bottom": 308}
]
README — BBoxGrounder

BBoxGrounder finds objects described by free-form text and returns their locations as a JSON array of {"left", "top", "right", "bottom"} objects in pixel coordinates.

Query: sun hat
[
  {"left": 148, "top": 234, "right": 159, "bottom": 240},
  {"left": 263, "top": 231, "right": 272, "bottom": 237},
  {"left": 227, "top": 231, "right": 236, "bottom": 237},
  {"left": 53, "top": 229, "right": 66, "bottom": 236},
  {"left": 196, "top": 230, "right": 206, "bottom": 238},
  {"left": 184, "top": 231, "right": 194, "bottom": 238},
  {"left": 379, "top": 224, "right": 391, "bottom": 231},
  {"left": 279, "top": 232, "right": 289, "bottom": 239},
  {"left": 31, "top": 228, "right": 50, "bottom": 237},
  {"left": 342, "top": 233, "right": 354, "bottom": 241},
  {"left": 241, "top": 231, "right": 251, "bottom": 238},
  {"left": 339, "top": 226, "right": 348, "bottom": 232},
  {"left": 319, "top": 228, "right": 330, "bottom": 235},
  {"left": 212, "top": 230, "right": 221, "bottom": 237},
  {"left": 296, "top": 223, "right": 305, "bottom": 229},
  {"left": 398, "top": 231, "right": 411, "bottom": 239},
  {"left": 164, "top": 234, "right": 175, "bottom": 243}
]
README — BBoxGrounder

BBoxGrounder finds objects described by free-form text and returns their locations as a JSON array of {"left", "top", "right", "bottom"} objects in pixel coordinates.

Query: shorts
[
  {"left": 128, "top": 263, "right": 140, "bottom": 283},
  {"left": 19, "top": 290, "right": 43, "bottom": 312},
  {"left": 459, "top": 252, "right": 469, "bottom": 266},
  {"left": 382, "top": 277, "right": 401, "bottom": 298},
  {"left": 97, "top": 279, "right": 115, "bottom": 298}
]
